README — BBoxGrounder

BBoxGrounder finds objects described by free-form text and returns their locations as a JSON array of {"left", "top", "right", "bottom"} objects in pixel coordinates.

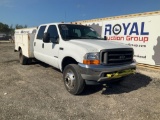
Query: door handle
[
  {"left": 59, "top": 47, "right": 64, "bottom": 50},
  {"left": 42, "top": 43, "right": 44, "bottom": 48},
  {"left": 34, "top": 42, "right": 36, "bottom": 46}
]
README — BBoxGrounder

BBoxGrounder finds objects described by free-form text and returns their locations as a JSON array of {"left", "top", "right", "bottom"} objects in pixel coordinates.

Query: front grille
[{"left": 100, "top": 48, "right": 133, "bottom": 65}]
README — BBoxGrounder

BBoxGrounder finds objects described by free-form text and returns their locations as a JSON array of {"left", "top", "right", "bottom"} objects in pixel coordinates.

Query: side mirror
[{"left": 43, "top": 33, "right": 50, "bottom": 43}]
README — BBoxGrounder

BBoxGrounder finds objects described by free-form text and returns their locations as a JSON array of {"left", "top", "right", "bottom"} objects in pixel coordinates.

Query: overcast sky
[{"left": 0, "top": 0, "right": 160, "bottom": 27}]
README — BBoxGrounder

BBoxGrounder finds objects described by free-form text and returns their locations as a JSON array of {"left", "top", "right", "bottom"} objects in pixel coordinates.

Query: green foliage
[
  {"left": 0, "top": 22, "right": 10, "bottom": 34},
  {"left": 15, "top": 24, "right": 27, "bottom": 29},
  {"left": 0, "top": 22, "right": 28, "bottom": 35}
]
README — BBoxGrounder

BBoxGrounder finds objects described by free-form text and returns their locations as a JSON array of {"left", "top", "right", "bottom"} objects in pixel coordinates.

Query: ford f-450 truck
[{"left": 14, "top": 23, "right": 136, "bottom": 95}]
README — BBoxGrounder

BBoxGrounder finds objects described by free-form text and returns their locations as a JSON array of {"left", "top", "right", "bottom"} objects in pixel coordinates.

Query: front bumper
[{"left": 78, "top": 62, "right": 136, "bottom": 84}]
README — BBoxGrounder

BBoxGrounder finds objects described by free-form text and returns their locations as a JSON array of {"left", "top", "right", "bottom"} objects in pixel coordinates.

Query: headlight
[{"left": 83, "top": 52, "right": 100, "bottom": 65}]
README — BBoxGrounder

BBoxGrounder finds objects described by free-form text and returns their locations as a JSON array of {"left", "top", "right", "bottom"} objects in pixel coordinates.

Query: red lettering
[{"left": 125, "top": 36, "right": 148, "bottom": 43}]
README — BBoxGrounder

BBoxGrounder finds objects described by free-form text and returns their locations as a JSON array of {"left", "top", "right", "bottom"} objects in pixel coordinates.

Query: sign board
[{"left": 79, "top": 13, "right": 160, "bottom": 65}]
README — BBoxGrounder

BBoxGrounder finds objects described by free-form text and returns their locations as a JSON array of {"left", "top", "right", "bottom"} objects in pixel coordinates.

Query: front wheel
[{"left": 63, "top": 64, "right": 85, "bottom": 95}]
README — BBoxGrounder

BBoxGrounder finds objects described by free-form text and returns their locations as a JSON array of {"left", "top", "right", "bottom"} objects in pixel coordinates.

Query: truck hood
[{"left": 67, "top": 39, "right": 132, "bottom": 52}]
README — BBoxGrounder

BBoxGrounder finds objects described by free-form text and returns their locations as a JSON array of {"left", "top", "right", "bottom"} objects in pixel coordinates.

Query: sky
[{"left": 0, "top": 0, "right": 160, "bottom": 27}]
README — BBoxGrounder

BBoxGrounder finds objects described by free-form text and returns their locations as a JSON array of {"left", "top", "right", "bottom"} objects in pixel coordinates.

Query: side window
[
  {"left": 74, "top": 29, "right": 81, "bottom": 37},
  {"left": 36, "top": 26, "right": 46, "bottom": 40},
  {"left": 47, "top": 25, "right": 59, "bottom": 43}
]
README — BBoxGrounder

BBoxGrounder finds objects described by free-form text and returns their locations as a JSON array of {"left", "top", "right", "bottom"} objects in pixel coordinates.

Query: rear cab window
[{"left": 36, "top": 26, "right": 46, "bottom": 40}]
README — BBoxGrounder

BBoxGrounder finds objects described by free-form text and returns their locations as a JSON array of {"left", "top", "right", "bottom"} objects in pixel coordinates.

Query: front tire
[
  {"left": 63, "top": 64, "right": 85, "bottom": 95},
  {"left": 19, "top": 49, "right": 28, "bottom": 65}
]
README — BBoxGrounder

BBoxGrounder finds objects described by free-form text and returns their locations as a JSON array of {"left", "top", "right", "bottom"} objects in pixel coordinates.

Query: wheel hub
[{"left": 65, "top": 70, "right": 75, "bottom": 89}]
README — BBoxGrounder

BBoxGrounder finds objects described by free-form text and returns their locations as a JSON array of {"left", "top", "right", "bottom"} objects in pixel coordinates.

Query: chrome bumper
[{"left": 78, "top": 62, "right": 136, "bottom": 84}]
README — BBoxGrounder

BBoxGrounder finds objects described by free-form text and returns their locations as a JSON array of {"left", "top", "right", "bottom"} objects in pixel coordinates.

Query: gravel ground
[{"left": 0, "top": 42, "right": 160, "bottom": 120}]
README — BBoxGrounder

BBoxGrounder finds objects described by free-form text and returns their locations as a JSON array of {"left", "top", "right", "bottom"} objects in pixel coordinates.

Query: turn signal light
[{"left": 83, "top": 60, "right": 100, "bottom": 65}]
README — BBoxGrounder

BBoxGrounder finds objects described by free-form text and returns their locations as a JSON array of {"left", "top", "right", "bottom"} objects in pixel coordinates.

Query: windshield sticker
[{"left": 61, "top": 25, "right": 68, "bottom": 30}]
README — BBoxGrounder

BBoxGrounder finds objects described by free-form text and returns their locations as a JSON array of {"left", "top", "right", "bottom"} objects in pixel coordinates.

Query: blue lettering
[
  {"left": 129, "top": 22, "right": 139, "bottom": 35},
  {"left": 141, "top": 22, "right": 149, "bottom": 35},
  {"left": 123, "top": 23, "right": 130, "bottom": 35},
  {"left": 105, "top": 24, "right": 112, "bottom": 35},
  {"left": 104, "top": 22, "right": 149, "bottom": 36}
]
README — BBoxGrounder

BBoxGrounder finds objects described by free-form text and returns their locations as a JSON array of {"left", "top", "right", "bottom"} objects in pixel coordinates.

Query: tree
[
  {"left": 9, "top": 25, "right": 14, "bottom": 36},
  {"left": 15, "top": 24, "right": 27, "bottom": 29},
  {"left": 0, "top": 22, "right": 28, "bottom": 36},
  {"left": 0, "top": 22, "right": 10, "bottom": 34},
  {"left": 24, "top": 25, "right": 27, "bottom": 28}
]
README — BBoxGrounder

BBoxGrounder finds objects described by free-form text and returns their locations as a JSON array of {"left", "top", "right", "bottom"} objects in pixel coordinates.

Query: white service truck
[{"left": 14, "top": 23, "right": 136, "bottom": 95}]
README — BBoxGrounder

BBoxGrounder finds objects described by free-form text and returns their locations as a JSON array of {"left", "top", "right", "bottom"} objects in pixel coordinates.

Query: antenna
[{"left": 65, "top": 11, "right": 66, "bottom": 23}]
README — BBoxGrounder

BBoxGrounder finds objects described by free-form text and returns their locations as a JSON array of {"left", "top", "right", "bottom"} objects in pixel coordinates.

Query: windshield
[{"left": 58, "top": 24, "right": 101, "bottom": 40}]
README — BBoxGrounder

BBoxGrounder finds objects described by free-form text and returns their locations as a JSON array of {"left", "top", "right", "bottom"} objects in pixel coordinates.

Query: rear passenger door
[{"left": 34, "top": 25, "right": 46, "bottom": 61}]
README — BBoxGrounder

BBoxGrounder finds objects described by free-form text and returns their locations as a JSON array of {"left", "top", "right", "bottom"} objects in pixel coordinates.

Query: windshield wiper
[
  {"left": 63, "top": 35, "right": 80, "bottom": 40},
  {"left": 80, "top": 35, "right": 100, "bottom": 39}
]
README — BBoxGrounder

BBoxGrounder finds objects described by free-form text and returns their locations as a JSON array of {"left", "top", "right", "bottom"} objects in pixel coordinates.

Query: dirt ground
[{"left": 0, "top": 42, "right": 160, "bottom": 120}]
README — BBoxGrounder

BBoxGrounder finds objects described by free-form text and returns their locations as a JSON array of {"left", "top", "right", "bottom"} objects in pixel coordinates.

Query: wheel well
[{"left": 62, "top": 57, "right": 78, "bottom": 72}]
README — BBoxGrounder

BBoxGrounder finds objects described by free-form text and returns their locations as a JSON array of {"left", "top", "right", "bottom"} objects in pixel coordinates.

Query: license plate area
[{"left": 105, "top": 69, "right": 136, "bottom": 79}]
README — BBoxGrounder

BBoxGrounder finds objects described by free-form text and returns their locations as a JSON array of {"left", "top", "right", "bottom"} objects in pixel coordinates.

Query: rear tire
[
  {"left": 19, "top": 49, "right": 28, "bottom": 65},
  {"left": 63, "top": 64, "right": 85, "bottom": 95}
]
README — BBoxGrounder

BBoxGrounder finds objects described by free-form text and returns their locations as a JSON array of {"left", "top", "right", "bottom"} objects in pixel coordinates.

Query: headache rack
[{"left": 100, "top": 48, "right": 134, "bottom": 65}]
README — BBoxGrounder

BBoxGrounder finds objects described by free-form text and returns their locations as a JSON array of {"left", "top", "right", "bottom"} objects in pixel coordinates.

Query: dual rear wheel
[{"left": 19, "top": 49, "right": 29, "bottom": 65}]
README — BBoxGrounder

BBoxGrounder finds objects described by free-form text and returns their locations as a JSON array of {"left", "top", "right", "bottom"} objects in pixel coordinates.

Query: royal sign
[{"left": 104, "top": 22, "right": 149, "bottom": 43}]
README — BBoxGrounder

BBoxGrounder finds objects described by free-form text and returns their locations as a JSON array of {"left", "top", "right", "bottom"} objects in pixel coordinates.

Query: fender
[{"left": 58, "top": 49, "right": 84, "bottom": 71}]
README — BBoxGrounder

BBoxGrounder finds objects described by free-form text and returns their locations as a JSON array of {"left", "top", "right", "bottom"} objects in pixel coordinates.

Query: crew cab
[{"left": 14, "top": 23, "right": 136, "bottom": 95}]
